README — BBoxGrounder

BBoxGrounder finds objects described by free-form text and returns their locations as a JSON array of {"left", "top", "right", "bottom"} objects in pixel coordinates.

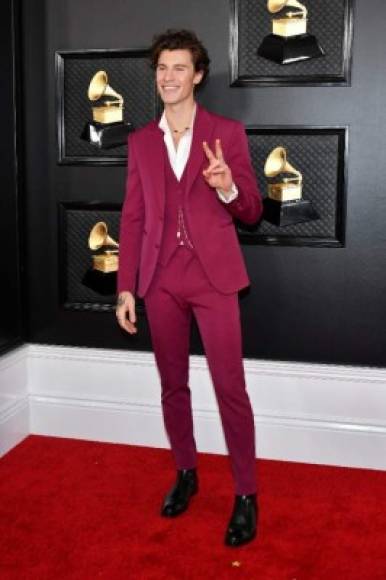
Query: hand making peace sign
[{"left": 202, "top": 138, "right": 234, "bottom": 195}]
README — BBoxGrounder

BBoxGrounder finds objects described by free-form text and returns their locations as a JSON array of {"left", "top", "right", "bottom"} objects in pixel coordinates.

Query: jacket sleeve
[
  {"left": 117, "top": 133, "right": 145, "bottom": 295},
  {"left": 222, "top": 122, "right": 263, "bottom": 225}
]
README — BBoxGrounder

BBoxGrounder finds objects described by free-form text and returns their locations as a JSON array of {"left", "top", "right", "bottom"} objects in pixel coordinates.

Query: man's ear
[{"left": 193, "top": 70, "right": 204, "bottom": 86}]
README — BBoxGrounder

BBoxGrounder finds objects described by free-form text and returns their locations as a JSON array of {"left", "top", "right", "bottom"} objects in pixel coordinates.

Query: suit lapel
[
  {"left": 146, "top": 122, "right": 165, "bottom": 210},
  {"left": 185, "top": 105, "right": 215, "bottom": 196}
]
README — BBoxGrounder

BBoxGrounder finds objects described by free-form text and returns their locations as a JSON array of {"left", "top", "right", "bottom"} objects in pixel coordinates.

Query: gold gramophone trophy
[
  {"left": 257, "top": 0, "right": 325, "bottom": 65},
  {"left": 81, "top": 70, "right": 132, "bottom": 149},
  {"left": 88, "top": 221, "right": 119, "bottom": 273},
  {"left": 263, "top": 146, "right": 319, "bottom": 226}
]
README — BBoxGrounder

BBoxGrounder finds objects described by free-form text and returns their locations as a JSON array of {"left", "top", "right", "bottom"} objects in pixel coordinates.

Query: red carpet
[{"left": 1, "top": 436, "right": 386, "bottom": 579}]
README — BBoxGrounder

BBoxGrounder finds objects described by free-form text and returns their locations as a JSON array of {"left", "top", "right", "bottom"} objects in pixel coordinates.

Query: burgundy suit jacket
[{"left": 117, "top": 104, "right": 263, "bottom": 297}]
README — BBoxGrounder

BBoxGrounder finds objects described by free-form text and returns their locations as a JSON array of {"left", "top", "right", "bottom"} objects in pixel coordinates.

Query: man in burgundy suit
[{"left": 116, "top": 29, "right": 263, "bottom": 546}]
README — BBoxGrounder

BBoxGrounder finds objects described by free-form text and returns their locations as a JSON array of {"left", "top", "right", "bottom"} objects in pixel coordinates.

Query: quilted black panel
[
  {"left": 233, "top": 0, "right": 351, "bottom": 81},
  {"left": 60, "top": 204, "right": 148, "bottom": 311},
  {"left": 238, "top": 128, "right": 346, "bottom": 245},
  {"left": 58, "top": 50, "right": 157, "bottom": 162},
  {"left": 61, "top": 206, "right": 121, "bottom": 310}
]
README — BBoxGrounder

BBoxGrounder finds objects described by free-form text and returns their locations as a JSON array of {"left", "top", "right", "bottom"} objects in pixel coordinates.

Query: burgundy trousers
[{"left": 144, "top": 245, "right": 257, "bottom": 495}]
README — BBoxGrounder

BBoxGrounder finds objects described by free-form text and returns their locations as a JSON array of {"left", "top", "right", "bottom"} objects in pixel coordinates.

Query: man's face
[{"left": 156, "top": 49, "right": 203, "bottom": 106}]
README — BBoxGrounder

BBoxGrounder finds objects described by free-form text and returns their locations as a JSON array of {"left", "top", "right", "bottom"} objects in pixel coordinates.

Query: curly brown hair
[{"left": 150, "top": 29, "right": 210, "bottom": 87}]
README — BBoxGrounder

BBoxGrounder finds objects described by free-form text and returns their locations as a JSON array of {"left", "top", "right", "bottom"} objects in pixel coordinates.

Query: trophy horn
[
  {"left": 264, "top": 146, "right": 302, "bottom": 184},
  {"left": 87, "top": 70, "right": 123, "bottom": 105},
  {"left": 88, "top": 221, "right": 119, "bottom": 250},
  {"left": 267, "top": 0, "right": 307, "bottom": 18}
]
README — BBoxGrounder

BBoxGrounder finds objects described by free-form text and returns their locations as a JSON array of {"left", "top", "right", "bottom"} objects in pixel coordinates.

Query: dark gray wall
[
  {"left": 0, "top": 0, "right": 23, "bottom": 355},
  {"left": 21, "top": 0, "right": 386, "bottom": 366}
]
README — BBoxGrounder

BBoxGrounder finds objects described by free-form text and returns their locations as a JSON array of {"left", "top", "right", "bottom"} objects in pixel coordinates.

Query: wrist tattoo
[{"left": 117, "top": 296, "right": 126, "bottom": 306}]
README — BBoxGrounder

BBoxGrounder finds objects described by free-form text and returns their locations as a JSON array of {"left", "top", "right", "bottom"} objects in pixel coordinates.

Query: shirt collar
[{"left": 158, "top": 104, "right": 197, "bottom": 136}]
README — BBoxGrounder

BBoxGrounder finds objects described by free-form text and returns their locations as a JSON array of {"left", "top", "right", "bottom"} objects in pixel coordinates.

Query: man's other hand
[{"left": 116, "top": 291, "right": 137, "bottom": 334}]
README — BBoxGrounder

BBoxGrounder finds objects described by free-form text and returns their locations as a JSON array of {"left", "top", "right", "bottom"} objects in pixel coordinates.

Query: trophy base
[
  {"left": 263, "top": 198, "right": 320, "bottom": 227},
  {"left": 257, "top": 33, "right": 325, "bottom": 65},
  {"left": 82, "top": 268, "right": 117, "bottom": 296},
  {"left": 81, "top": 121, "right": 133, "bottom": 149}
]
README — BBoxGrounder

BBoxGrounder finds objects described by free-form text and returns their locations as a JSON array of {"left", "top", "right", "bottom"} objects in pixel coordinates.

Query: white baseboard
[
  {"left": 26, "top": 344, "right": 386, "bottom": 470},
  {"left": 0, "top": 346, "right": 29, "bottom": 457}
]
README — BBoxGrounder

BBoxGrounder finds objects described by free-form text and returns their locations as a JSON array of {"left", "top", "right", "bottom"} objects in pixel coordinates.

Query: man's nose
[{"left": 164, "top": 68, "right": 175, "bottom": 81}]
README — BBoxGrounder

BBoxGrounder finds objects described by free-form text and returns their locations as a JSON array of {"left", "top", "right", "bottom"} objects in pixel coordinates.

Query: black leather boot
[
  {"left": 224, "top": 493, "right": 258, "bottom": 547},
  {"left": 161, "top": 468, "right": 198, "bottom": 517}
]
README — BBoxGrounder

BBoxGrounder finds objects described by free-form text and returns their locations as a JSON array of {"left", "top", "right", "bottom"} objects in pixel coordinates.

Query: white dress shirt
[{"left": 158, "top": 107, "right": 238, "bottom": 204}]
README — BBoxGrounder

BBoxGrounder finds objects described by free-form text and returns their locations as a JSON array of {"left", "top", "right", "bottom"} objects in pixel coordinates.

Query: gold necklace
[
  {"left": 171, "top": 126, "right": 190, "bottom": 134},
  {"left": 166, "top": 115, "right": 191, "bottom": 135}
]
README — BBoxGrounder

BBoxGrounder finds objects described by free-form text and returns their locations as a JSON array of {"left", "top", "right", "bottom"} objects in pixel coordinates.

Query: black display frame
[
  {"left": 238, "top": 125, "right": 348, "bottom": 247},
  {"left": 58, "top": 201, "right": 145, "bottom": 313},
  {"left": 230, "top": 0, "right": 354, "bottom": 87},
  {"left": 56, "top": 48, "right": 159, "bottom": 165}
]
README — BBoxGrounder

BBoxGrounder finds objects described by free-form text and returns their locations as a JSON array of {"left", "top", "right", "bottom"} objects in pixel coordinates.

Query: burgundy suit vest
[{"left": 157, "top": 146, "right": 195, "bottom": 267}]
